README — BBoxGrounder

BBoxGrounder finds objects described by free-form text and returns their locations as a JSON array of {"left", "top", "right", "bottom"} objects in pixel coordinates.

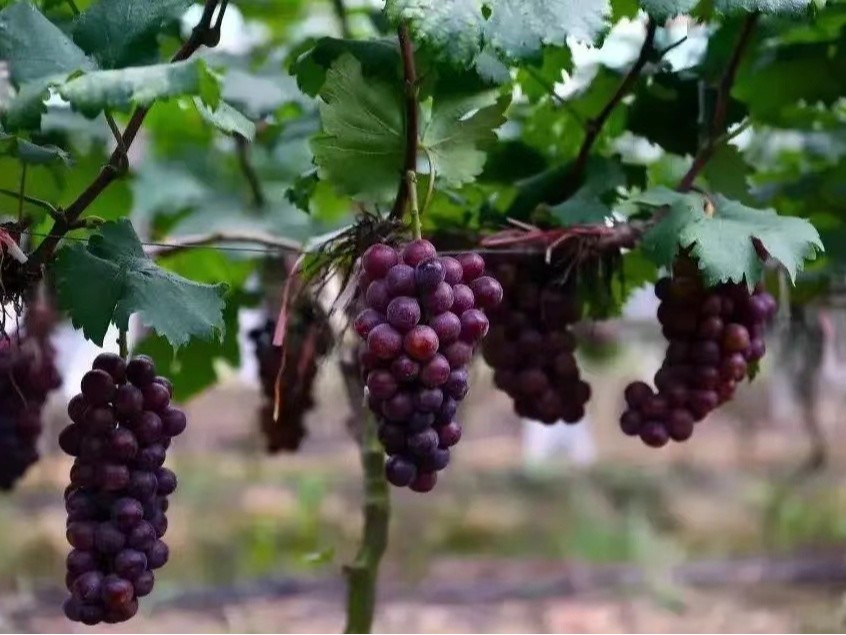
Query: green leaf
[
  {"left": 386, "top": 0, "right": 483, "bottom": 66},
  {"left": 0, "top": 0, "right": 93, "bottom": 85},
  {"left": 310, "top": 54, "right": 404, "bottom": 204},
  {"left": 639, "top": 0, "right": 699, "bottom": 18},
  {"left": 290, "top": 37, "right": 401, "bottom": 97},
  {"left": 420, "top": 88, "right": 510, "bottom": 188},
  {"left": 635, "top": 187, "right": 707, "bottom": 265},
  {"left": 683, "top": 196, "right": 823, "bottom": 285},
  {"left": 702, "top": 144, "right": 751, "bottom": 202},
  {"left": 286, "top": 171, "right": 319, "bottom": 213},
  {"left": 548, "top": 158, "right": 626, "bottom": 225},
  {"left": 714, "top": 0, "right": 811, "bottom": 13},
  {"left": 52, "top": 219, "right": 227, "bottom": 348},
  {"left": 193, "top": 99, "right": 256, "bottom": 140},
  {"left": 0, "top": 132, "right": 71, "bottom": 165},
  {"left": 636, "top": 188, "right": 823, "bottom": 285},
  {"left": 1, "top": 81, "right": 51, "bottom": 131},
  {"left": 387, "top": 0, "right": 609, "bottom": 65},
  {"left": 58, "top": 59, "right": 222, "bottom": 117},
  {"left": 72, "top": 0, "right": 192, "bottom": 69}
]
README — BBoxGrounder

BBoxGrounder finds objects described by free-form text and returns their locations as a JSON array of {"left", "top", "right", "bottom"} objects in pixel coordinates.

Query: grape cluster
[
  {"left": 481, "top": 257, "right": 590, "bottom": 424},
  {"left": 620, "top": 260, "right": 777, "bottom": 447},
  {"left": 354, "top": 240, "right": 503, "bottom": 492},
  {"left": 0, "top": 302, "right": 62, "bottom": 490},
  {"left": 59, "top": 354, "right": 186, "bottom": 624},
  {"left": 249, "top": 309, "right": 332, "bottom": 453}
]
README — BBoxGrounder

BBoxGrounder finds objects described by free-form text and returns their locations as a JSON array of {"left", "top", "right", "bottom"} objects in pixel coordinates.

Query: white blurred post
[{"left": 521, "top": 416, "right": 596, "bottom": 468}]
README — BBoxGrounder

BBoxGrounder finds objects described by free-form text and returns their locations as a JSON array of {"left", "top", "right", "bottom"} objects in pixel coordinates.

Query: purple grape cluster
[
  {"left": 354, "top": 240, "right": 503, "bottom": 492},
  {"left": 0, "top": 303, "right": 62, "bottom": 490},
  {"left": 59, "top": 354, "right": 186, "bottom": 624},
  {"left": 620, "top": 260, "right": 777, "bottom": 447},
  {"left": 481, "top": 257, "right": 590, "bottom": 424},
  {"left": 249, "top": 311, "right": 331, "bottom": 453}
]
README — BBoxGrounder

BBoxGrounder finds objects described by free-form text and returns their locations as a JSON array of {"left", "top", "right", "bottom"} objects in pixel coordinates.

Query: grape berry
[
  {"left": 620, "top": 260, "right": 777, "bottom": 447},
  {"left": 481, "top": 256, "right": 590, "bottom": 424},
  {"left": 354, "top": 240, "right": 502, "bottom": 492},
  {"left": 61, "top": 354, "right": 186, "bottom": 624}
]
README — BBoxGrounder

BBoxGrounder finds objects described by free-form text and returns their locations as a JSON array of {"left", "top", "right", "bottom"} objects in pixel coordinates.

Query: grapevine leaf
[
  {"left": 310, "top": 54, "right": 404, "bottom": 204},
  {"left": 638, "top": 0, "right": 699, "bottom": 18},
  {"left": 0, "top": 132, "right": 71, "bottom": 165},
  {"left": 193, "top": 98, "right": 256, "bottom": 140},
  {"left": 484, "top": 0, "right": 611, "bottom": 60},
  {"left": 58, "top": 59, "right": 222, "bottom": 118},
  {"left": 637, "top": 189, "right": 824, "bottom": 285},
  {"left": 52, "top": 219, "right": 227, "bottom": 348},
  {"left": 548, "top": 159, "right": 626, "bottom": 226},
  {"left": 290, "top": 37, "right": 401, "bottom": 97},
  {"left": 386, "top": 0, "right": 609, "bottom": 65},
  {"left": 0, "top": 0, "right": 93, "bottom": 85},
  {"left": 714, "top": 0, "right": 811, "bottom": 13},
  {"left": 287, "top": 171, "right": 319, "bottom": 213},
  {"left": 635, "top": 187, "right": 707, "bottom": 265},
  {"left": 1, "top": 82, "right": 51, "bottom": 131},
  {"left": 681, "top": 196, "right": 823, "bottom": 286},
  {"left": 702, "top": 144, "right": 751, "bottom": 203},
  {"left": 385, "top": 0, "right": 483, "bottom": 66},
  {"left": 72, "top": 0, "right": 193, "bottom": 69},
  {"left": 420, "top": 89, "right": 510, "bottom": 188}
]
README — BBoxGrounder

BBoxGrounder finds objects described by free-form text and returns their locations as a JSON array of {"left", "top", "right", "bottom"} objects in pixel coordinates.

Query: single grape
[
  {"left": 457, "top": 253, "right": 485, "bottom": 282},
  {"left": 639, "top": 422, "right": 669, "bottom": 448},
  {"left": 382, "top": 391, "right": 414, "bottom": 422},
  {"left": 133, "top": 570, "right": 155, "bottom": 597},
  {"left": 80, "top": 370, "right": 116, "bottom": 406},
  {"left": 128, "top": 471, "right": 158, "bottom": 500},
  {"left": 71, "top": 570, "right": 104, "bottom": 603},
  {"left": 390, "top": 355, "right": 419, "bottom": 383},
  {"left": 127, "top": 521, "right": 157, "bottom": 551},
  {"left": 401, "top": 240, "right": 437, "bottom": 268},
  {"left": 429, "top": 312, "right": 461, "bottom": 345},
  {"left": 415, "top": 258, "right": 446, "bottom": 292},
  {"left": 378, "top": 423, "right": 407, "bottom": 455},
  {"left": 153, "top": 376, "right": 173, "bottom": 397},
  {"left": 67, "top": 521, "right": 97, "bottom": 550},
  {"left": 131, "top": 411, "right": 163, "bottom": 445},
  {"left": 101, "top": 575, "right": 134, "bottom": 610},
  {"left": 367, "top": 324, "right": 403, "bottom": 360},
  {"left": 59, "top": 425, "right": 83, "bottom": 456},
  {"left": 98, "top": 463, "right": 130, "bottom": 491},
  {"left": 146, "top": 540, "right": 169, "bottom": 569},
  {"left": 444, "top": 368, "right": 469, "bottom": 400},
  {"left": 107, "top": 428, "right": 138, "bottom": 462},
  {"left": 354, "top": 309, "right": 384, "bottom": 338},
  {"left": 92, "top": 353, "right": 127, "bottom": 384},
  {"left": 404, "top": 325, "right": 439, "bottom": 361},
  {"left": 114, "top": 549, "right": 147, "bottom": 580},
  {"left": 385, "top": 264, "right": 416, "bottom": 297},
  {"left": 619, "top": 410, "right": 642, "bottom": 436},
  {"left": 442, "top": 341, "right": 473, "bottom": 368},
  {"left": 68, "top": 394, "right": 89, "bottom": 424},
  {"left": 385, "top": 455, "right": 417, "bottom": 487},
  {"left": 419, "top": 354, "right": 451, "bottom": 388},
  {"left": 386, "top": 297, "right": 421, "bottom": 333},
  {"left": 365, "top": 280, "right": 391, "bottom": 313},
  {"left": 112, "top": 498, "right": 144, "bottom": 531},
  {"left": 437, "top": 421, "right": 461, "bottom": 448},
  {"left": 422, "top": 282, "right": 454, "bottom": 315},
  {"left": 439, "top": 257, "right": 463, "bottom": 285},
  {"left": 156, "top": 468, "right": 177, "bottom": 496},
  {"left": 113, "top": 385, "right": 144, "bottom": 419},
  {"left": 362, "top": 244, "right": 399, "bottom": 279},
  {"left": 451, "top": 285, "right": 475, "bottom": 315},
  {"left": 126, "top": 355, "right": 156, "bottom": 388},
  {"left": 410, "top": 471, "right": 438, "bottom": 493},
  {"left": 414, "top": 388, "right": 444, "bottom": 413},
  {"left": 722, "top": 323, "right": 751, "bottom": 353},
  {"left": 470, "top": 276, "right": 504, "bottom": 310},
  {"left": 460, "top": 309, "right": 489, "bottom": 342}
]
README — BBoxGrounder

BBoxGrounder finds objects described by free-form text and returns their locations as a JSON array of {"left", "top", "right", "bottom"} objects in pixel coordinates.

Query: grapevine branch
[
  {"left": 234, "top": 136, "right": 266, "bottom": 208},
  {"left": 145, "top": 230, "right": 302, "bottom": 256},
  {"left": 28, "top": 0, "right": 230, "bottom": 268},
  {"left": 344, "top": 413, "right": 389, "bottom": 634},
  {"left": 390, "top": 23, "right": 419, "bottom": 220},
  {"left": 571, "top": 19, "right": 657, "bottom": 182},
  {"left": 678, "top": 13, "right": 758, "bottom": 192},
  {"left": 331, "top": 0, "right": 352, "bottom": 39}
]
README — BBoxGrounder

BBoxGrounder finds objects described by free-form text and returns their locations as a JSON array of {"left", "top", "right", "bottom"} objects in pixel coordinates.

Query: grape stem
[
  {"left": 234, "top": 135, "right": 266, "bottom": 209},
  {"left": 390, "top": 23, "right": 419, "bottom": 221},
  {"left": 27, "top": 0, "right": 230, "bottom": 269},
  {"left": 344, "top": 413, "right": 390, "bottom": 634},
  {"left": 118, "top": 328, "right": 128, "bottom": 358},
  {"left": 407, "top": 170, "right": 422, "bottom": 240}
]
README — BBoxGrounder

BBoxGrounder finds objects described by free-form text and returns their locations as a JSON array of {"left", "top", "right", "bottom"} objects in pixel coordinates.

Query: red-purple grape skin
[
  {"left": 353, "top": 308, "right": 384, "bottom": 338},
  {"left": 362, "top": 244, "right": 398, "bottom": 279},
  {"left": 410, "top": 471, "right": 438, "bottom": 493},
  {"left": 429, "top": 312, "right": 461, "bottom": 345},
  {"left": 460, "top": 309, "right": 489, "bottom": 342},
  {"left": 422, "top": 282, "right": 454, "bottom": 315},
  {"left": 457, "top": 253, "right": 485, "bottom": 282},
  {"left": 437, "top": 422, "right": 462, "bottom": 448},
  {"left": 404, "top": 326, "right": 439, "bottom": 361},
  {"left": 419, "top": 354, "right": 451, "bottom": 388},
  {"left": 366, "top": 370, "right": 398, "bottom": 401},
  {"left": 93, "top": 353, "right": 127, "bottom": 384},
  {"left": 440, "top": 257, "right": 463, "bottom": 285},
  {"left": 390, "top": 355, "right": 419, "bottom": 382},
  {"left": 415, "top": 258, "right": 446, "bottom": 292},
  {"left": 385, "top": 455, "right": 417, "bottom": 487},
  {"left": 469, "top": 276, "right": 503, "bottom": 310},
  {"left": 365, "top": 280, "right": 391, "bottom": 313},
  {"left": 401, "top": 239, "right": 437, "bottom": 267},
  {"left": 367, "top": 324, "right": 403, "bottom": 360},
  {"left": 126, "top": 356, "right": 156, "bottom": 388},
  {"left": 451, "top": 285, "right": 475, "bottom": 315},
  {"left": 385, "top": 264, "right": 416, "bottom": 296},
  {"left": 386, "top": 296, "right": 421, "bottom": 332},
  {"left": 81, "top": 370, "right": 116, "bottom": 406}
]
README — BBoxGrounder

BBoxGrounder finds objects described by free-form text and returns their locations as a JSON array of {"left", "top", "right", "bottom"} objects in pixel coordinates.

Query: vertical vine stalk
[
  {"left": 407, "top": 170, "right": 421, "bottom": 240},
  {"left": 118, "top": 327, "right": 128, "bottom": 358},
  {"left": 390, "top": 23, "right": 419, "bottom": 221},
  {"left": 344, "top": 412, "right": 390, "bottom": 634}
]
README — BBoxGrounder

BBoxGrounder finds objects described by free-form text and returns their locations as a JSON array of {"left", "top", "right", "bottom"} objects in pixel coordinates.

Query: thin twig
[
  {"left": 571, "top": 19, "right": 657, "bottom": 183},
  {"left": 0, "top": 188, "right": 58, "bottom": 215},
  {"left": 118, "top": 328, "right": 128, "bottom": 358},
  {"left": 678, "top": 14, "right": 758, "bottom": 192},
  {"left": 657, "top": 35, "right": 688, "bottom": 58},
  {"left": 146, "top": 230, "right": 302, "bottom": 256},
  {"left": 331, "top": 0, "right": 352, "bottom": 39},
  {"left": 344, "top": 413, "right": 389, "bottom": 634},
  {"left": 390, "top": 23, "right": 419, "bottom": 220},
  {"left": 234, "top": 136, "right": 266, "bottom": 208},
  {"left": 104, "top": 110, "right": 129, "bottom": 173},
  {"left": 64, "top": 0, "right": 80, "bottom": 15},
  {"left": 28, "top": 0, "right": 229, "bottom": 268},
  {"left": 522, "top": 66, "right": 586, "bottom": 126}
]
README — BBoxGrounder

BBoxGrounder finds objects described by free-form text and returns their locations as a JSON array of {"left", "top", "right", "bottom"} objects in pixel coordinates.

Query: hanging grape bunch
[
  {"left": 481, "top": 255, "right": 590, "bottom": 424},
  {"left": 0, "top": 299, "right": 62, "bottom": 490},
  {"left": 249, "top": 305, "right": 332, "bottom": 453},
  {"left": 353, "top": 240, "right": 503, "bottom": 492},
  {"left": 620, "top": 258, "right": 777, "bottom": 447},
  {"left": 59, "top": 354, "right": 187, "bottom": 624}
]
